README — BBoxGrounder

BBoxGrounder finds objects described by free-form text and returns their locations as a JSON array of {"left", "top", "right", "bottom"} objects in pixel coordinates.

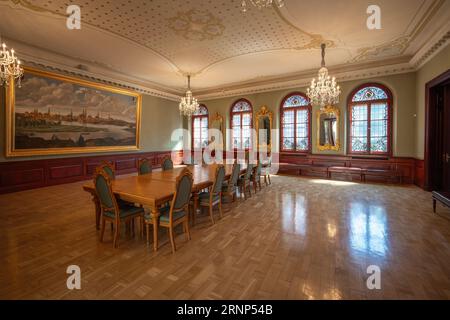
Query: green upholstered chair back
[
  {"left": 230, "top": 163, "right": 241, "bottom": 187},
  {"left": 138, "top": 159, "right": 152, "bottom": 175},
  {"left": 212, "top": 165, "right": 226, "bottom": 194},
  {"left": 100, "top": 162, "right": 115, "bottom": 179},
  {"left": 172, "top": 169, "right": 193, "bottom": 211},
  {"left": 162, "top": 157, "right": 174, "bottom": 171},
  {"left": 256, "top": 160, "right": 262, "bottom": 175},
  {"left": 244, "top": 163, "right": 254, "bottom": 180},
  {"left": 93, "top": 169, "right": 117, "bottom": 215}
]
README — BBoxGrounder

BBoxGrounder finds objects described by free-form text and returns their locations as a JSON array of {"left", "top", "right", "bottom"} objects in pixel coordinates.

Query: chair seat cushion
[
  {"left": 104, "top": 204, "right": 144, "bottom": 219},
  {"left": 144, "top": 205, "right": 186, "bottom": 222},
  {"left": 198, "top": 192, "right": 220, "bottom": 205}
]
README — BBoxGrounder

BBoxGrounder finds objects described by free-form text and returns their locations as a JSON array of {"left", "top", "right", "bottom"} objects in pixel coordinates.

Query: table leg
[
  {"left": 152, "top": 207, "right": 159, "bottom": 252},
  {"left": 433, "top": 198, "right": 436, "bottom": 213}
]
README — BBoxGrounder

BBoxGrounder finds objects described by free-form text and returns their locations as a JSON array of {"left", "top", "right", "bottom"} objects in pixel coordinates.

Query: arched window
[
  {"left": 192, "top": 104, "right": 209, "bottom": 150},
  {"left": 230, "top": 99, "right": 253, "bottom": 150},
  {"left": 280, "top": 93, "right": 311, "bottom": 152},
  {"left": 348, "top": 84, "right": 392, "bottom": 155}
]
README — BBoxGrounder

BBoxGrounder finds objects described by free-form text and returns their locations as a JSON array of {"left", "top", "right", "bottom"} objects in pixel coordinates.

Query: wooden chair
[
  {"left": 93, "top": 168, "right": 144, "bottom": 248},
  {"left": 161, "top": 156, "right": 174, "bottom": 171},
  {"left": 99, "top": 161, "right": 115, "bottom": 179},
  {"left": 198, "top": 165, "right": 226, "bottom": 225},
  {"left": 263, "top": 158, "right": 272, "bottom": 186},
  {"left": 138, "top": 158, "right": 152, "bottom": 175},
  {"left": 222, "top": 162, "right": 241, "bottom": 203},
  {"left": 251, "top": 160, "right": 263, "bottom": 193},
  {"left": 143, "top": 168, "right": 193, "bottom": 253},
  {"left": 238, "top": 163, "right": 254, "bottom": 200}
]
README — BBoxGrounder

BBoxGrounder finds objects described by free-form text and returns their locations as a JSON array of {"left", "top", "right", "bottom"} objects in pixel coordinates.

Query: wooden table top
[{"left": 83, "top": 163, "right": 247, "bottom": 208}]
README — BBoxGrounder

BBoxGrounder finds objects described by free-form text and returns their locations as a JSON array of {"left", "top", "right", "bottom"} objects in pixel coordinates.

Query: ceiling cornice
[{"left": 196, "top": 59, "right": 415, "bottom": 101}]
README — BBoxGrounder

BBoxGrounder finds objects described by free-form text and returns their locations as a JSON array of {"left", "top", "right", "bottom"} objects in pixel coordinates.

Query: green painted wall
[
  {"left": 0, "top": 88, "right": 183, "bottom": 162},
  {"left": 203, "top": 72, "right": 417, "bottom": 157},
  {"left": 415, "top": 43, "right": 450, "bottom": 159}
]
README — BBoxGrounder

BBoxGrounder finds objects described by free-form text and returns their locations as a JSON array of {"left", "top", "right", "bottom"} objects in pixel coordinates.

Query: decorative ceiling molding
[
  {"left": 350, "top": 36, "right": 411, "bottom": 63},
  {"left": 409, "top": 16, "right": 450, "bottom": 69},
  {"left": 196, "top": 59, "right": 415, "bottom": 101},
  {"left": 413, "top": 31, "right": 450, "bottom": 69},
  {"left": 167, "top": 9, "right": 225, "bottom": 41}
]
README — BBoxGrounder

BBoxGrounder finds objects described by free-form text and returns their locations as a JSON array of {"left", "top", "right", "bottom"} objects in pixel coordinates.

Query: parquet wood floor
[{"left": 1, "top": 175, "right": 449, "bottom": 299}]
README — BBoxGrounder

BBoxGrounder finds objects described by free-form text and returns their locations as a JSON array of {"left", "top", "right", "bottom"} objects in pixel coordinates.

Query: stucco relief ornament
[{"left": 168, "top": 10, "right": 225, "bottom": 41}]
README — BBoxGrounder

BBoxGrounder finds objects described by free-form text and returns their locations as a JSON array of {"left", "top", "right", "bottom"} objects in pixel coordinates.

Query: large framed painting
[{"left": 5, "top": 67, "right": 141, "bottom": 157}]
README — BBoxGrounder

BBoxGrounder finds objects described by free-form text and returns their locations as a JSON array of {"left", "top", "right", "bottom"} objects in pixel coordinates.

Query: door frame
[{"left": 424, "top": 69, "right": 450, "bottom": 191}]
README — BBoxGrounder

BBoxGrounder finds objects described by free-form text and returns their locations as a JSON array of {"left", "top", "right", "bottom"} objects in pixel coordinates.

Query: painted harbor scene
[{"left": 13, "top": 71, "right": 139, "bottom": 151}]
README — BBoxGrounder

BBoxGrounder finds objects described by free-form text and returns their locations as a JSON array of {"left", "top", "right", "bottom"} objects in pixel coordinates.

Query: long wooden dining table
[{"left": 82, "top": 163, "right": 247, "bottom": 251}]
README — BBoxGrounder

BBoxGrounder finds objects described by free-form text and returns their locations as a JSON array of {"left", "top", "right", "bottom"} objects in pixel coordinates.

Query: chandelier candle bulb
[{"left": 306, "top": 43, "right": 341, "bottom": 109}]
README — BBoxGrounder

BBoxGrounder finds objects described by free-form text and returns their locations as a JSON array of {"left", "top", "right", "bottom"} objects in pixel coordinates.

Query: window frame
[
  {"left": 230, "top": 98, "right": 253, "bottom": 151},
  {"left": 279, "top": 92, "right": 312, "bottom": 154},
  {"left": 191, "top": 104, "right": 209, "bottom": 151},
  {"left": 347, "top": 83, "right": 393, "bottom": 156}
]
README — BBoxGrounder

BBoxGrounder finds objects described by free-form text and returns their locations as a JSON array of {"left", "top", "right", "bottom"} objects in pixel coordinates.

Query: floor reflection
[
  {"left": 281, "top": 193, "right": 307, "bottom": 236},
  {"left": 349, "top": 202, "right": 389, "bottom": 257}
]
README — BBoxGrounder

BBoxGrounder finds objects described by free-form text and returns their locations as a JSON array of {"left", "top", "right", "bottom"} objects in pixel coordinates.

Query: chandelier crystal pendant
[
  {"left": 306, "top": 43, "right": 340, "bottom": 109},
  {"left": 0, "top": 42, "right": 24, "bottom": 87},
  {"left": 241, "top": 0, "right": 284, "bottom": 13},
  {"left": 179, "top": 75, "right": 199, "bottom": 117}
]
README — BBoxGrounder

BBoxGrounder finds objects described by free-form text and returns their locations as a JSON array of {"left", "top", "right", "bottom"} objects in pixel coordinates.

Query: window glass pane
[
  {"left": 351, "top": 137, "right": 368, "bottom": 152},
  {"left": 351, "top": 121, "right": 367, "bottom": 137},
  {"left": 351, "top": 105, "right": 368, "bottom": 121},
  {"left": 370, "top": 137, "right": 388, "bottom": 153},
  {"left": 371, "top": 103, "right": 388, "bottom": 120},
  {"left": 232, "top": 100, "right": 251, "bottom": 112},
  {"left": 352, "top": 87, "right": 388, "bottom": 102},
  {"left": 282, "top": 123, "right": 294, "bottom": 138},
  {"left": 233, "top": 137, "right": 241, "bottom": 149},
  {"left": 242, "top": 113, "right": 251, "bottom": 126},
  {"left": 296, "top": 123, "right": 307, "bottom": 138},
  {"left": 194, "top": 139, "right": 201, "bottom": 149},
  {"left": 283, "top": 95, "right": 310, "bottom": 108},
  {"left": 232, "top": 114, "right": 241, "bottom": 126},
  {"left": 296, "top": 138, "right": 308, "bottom": 151},
  {"left": 296, "top": 109, "right": 308, "bottom": 123},
  {"left": 283, "top": 137, "right": 294, "bottom": 150},
  {"left": 193, "top": 105, "right": 208, "bottom": 115},
  {"left": 282, "top": 110, "right": 295, "bottom": 124},
  {"left": 370, "top": 119, "right": 387, "bottom": 137}
]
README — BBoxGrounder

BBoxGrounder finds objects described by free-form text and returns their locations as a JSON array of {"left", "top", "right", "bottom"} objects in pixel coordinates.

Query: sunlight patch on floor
[{"left": 309, "top": 179, "right": 357, "bottom": 186}]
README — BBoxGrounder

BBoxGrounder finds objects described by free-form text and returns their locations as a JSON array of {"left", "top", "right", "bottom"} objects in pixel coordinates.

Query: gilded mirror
[
  {"left": 210, "top": 112, "right": 224, "bottom": 147},
  {"left": 255, "top": 106, "right": 273, "bottom": 152},
  {"left": 317, "top": 105, "right": 340, "bottom": 151}
]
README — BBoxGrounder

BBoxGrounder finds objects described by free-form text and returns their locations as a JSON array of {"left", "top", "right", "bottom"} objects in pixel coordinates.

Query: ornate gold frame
[
  {"left": 210, "top": 112, "right": 224, "bottom": 146},
  {"left": 5, "top": 66, "right": 141, "bottom": 157},
  {"left": 255, "top": 106, "right": 273, "bottom": 152},
  {"left": 317, "top": 105, "right": 340, "bottom": 151}
]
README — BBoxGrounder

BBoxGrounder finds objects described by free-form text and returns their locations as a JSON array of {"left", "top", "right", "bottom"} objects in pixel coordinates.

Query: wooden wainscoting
[
  {"left": 0, "top": 150, "right": 183, "bottom": 194},
  {"left": 277, "top": 153, "right": 421, "bottom": 186}
]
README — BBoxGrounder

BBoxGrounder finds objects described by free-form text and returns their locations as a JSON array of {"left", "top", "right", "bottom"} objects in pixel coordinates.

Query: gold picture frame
[
  {"left": 255, "top": 105, "right": 273, "bottom": 152},
  {"left": 5, "top": 66, "right": 141, "bottom": 157},
  {"left": 209, "top": 112, "right": 224, "bottom": 147},
  {"left": 317, "top": 105, "right": 340, "bottom": 151}
]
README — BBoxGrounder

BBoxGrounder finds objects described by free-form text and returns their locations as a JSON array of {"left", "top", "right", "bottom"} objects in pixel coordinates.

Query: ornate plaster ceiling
[{"left": 0, "top": 0, "right": 449, "bottom": 99}]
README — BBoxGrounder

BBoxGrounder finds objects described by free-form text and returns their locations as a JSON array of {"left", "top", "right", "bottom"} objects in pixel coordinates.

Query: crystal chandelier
[
  {"left": 179, "top": 75, "right": 199, "bottom": 117},
  {"left": 0, "top": 41, "right": 24, "bottom": 87},
  {"left": 306, "top": 43, "right": 340, "bottom": 109},
  {"left": 241, "top": 0, "right": 284, "bottom": 12}
]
